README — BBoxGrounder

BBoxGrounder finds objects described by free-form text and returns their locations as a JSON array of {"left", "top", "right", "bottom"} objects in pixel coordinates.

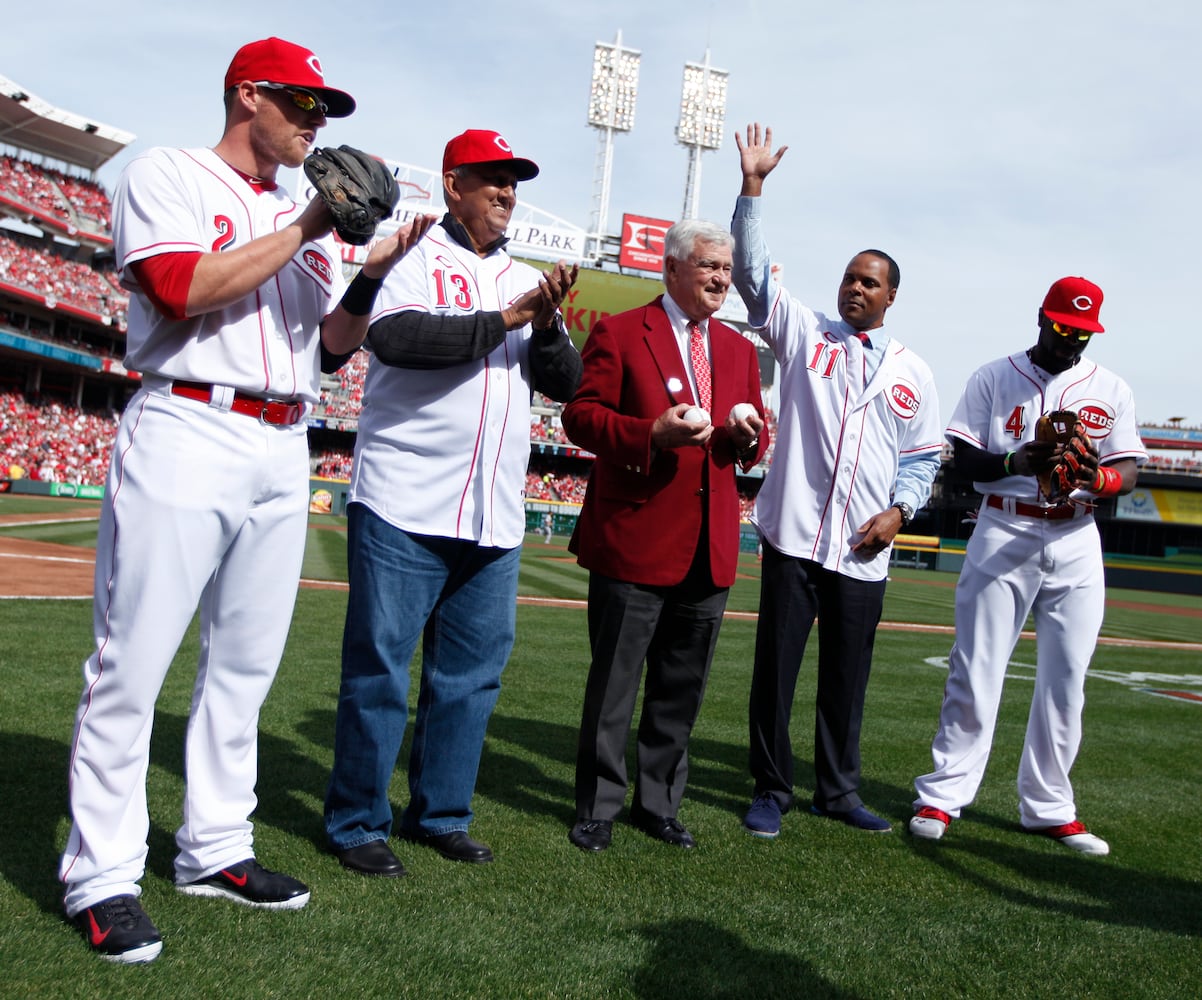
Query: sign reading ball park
[{"left": 295, "top": 158, "right": 752, "bottom": 344}]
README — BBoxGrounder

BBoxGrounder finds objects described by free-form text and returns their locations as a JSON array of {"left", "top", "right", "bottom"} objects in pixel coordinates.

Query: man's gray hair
[{"left": 663, "top": 220, "right": 734, "bottom": 276}]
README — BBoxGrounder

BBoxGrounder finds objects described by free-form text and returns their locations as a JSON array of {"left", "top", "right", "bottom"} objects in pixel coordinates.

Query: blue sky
[{"left": 5, "top": 0, "right": 1200, "bottom": 427}]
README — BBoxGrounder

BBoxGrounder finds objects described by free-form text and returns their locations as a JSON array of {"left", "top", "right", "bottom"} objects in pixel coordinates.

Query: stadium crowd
[
  {"left": 317, "top": 349, "right": 369, "bottom": 419},
  {"left": 0, "top": 391, "right": 118, "bottom": 485},
  {"left": 0, "top": 233, "right": 127, "bottom": 325},
  {"left": 0, "top": 154, "right": 112, "bottom": 234}
]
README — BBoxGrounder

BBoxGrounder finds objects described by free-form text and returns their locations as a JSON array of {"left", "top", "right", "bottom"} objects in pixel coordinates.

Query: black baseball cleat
[
  {"left": 177, "top": 858, "right": 310, "bottom": 909},
  {"left": 72, "top": 894, "right": 163, "bottom": 964}
]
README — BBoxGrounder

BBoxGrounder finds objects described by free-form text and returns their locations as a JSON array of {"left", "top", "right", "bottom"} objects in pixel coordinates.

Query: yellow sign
[{"left": 1116, "top": 487, "right": 1202, "bottom": 526}]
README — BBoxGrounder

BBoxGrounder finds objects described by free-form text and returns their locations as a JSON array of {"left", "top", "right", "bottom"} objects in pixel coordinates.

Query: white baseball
[
  {"left": 730, "top": 402, "right": 756, "bottom": 422},
  {"left": 682, "top": 407, "right": 710, "bottom": 425}
]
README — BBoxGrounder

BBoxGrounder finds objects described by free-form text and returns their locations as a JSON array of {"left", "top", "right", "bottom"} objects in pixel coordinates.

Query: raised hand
[{"left": 735, "top": 123, "right": 788, "bottom": 196}]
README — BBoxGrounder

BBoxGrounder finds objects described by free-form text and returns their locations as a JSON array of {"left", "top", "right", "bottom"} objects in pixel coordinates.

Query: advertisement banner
[
  {"left": 1116, "top": 487, "right": 1202, "bottom": 526},
  {"left": 47, "top": 482, "right": 105, "bottom": 500},
  {"left": 618, "top": 213, "right": 673, "bottom": 273},
  {"left": 296, "top": 158, "right": 587, "bottom": 267}
]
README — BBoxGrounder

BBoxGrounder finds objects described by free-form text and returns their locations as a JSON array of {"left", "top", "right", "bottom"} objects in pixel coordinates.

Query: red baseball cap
[
  {"left": 224, "top": 37, "right": 355, "bottom": 118},
  {"left": 1042, "top": 276, "right": 1105, "bottom": 333},
  {"left": 442, "top": 130, "right": 539, "bottom": 181}
]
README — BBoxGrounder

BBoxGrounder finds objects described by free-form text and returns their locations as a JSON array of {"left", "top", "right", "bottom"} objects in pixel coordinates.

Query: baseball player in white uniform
[
  {"left": 910, "top": 276, "right": 1145, "bottom": 855},
  {"left": 323, "top": 130, "right": 581, "bottom": 878},
  {"left": 731, "top": 125, "right": 944, "bottom": 839},
  {"left": 59, "top": 37, "right": 432, "bottom": 963}
]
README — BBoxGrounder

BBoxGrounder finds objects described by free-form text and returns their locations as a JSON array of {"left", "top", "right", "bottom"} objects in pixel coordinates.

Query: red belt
[
  {"left": 986, "top": 494, "right": 1080, "bottom": 521},
  {"left": 171, "top": 381, "right": 305, "bottom": 427}
]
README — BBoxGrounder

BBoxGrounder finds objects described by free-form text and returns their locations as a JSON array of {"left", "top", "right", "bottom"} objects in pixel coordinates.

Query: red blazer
[{"left": 563, "top": 297, "right": 768, "bottom": 588}]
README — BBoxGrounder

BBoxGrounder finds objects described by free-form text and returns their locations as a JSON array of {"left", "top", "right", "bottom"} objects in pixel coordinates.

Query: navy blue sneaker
[
  {"left": 811, "top": 804, "right": 892, "bottom": 833},
  {"left": 73, "top": 894, "right": 163, "bottom": 964},
  {"left": 178, "top": 859, "right": 310, "bottom": 909},
  {"left": 744, "top": 793, "right": 783, "bottom": 838}
]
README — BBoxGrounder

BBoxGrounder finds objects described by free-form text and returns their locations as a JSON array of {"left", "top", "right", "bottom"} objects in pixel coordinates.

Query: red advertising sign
[{"left": 618, "top": 214, "right": 673, "bottom": 273}]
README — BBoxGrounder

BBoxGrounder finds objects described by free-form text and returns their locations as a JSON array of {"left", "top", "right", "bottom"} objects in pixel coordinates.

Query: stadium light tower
[
  {"left": 586, "top": 32, "right": 641, "bottom": 262},
  {"left": 676, "top": 49, "right": 728, "bottom": 221}
]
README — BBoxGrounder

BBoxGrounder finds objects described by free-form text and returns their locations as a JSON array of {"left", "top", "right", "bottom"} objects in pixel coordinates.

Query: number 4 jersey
[{"left": 945, "top": 350, "right": 1146, "bottom": 500}]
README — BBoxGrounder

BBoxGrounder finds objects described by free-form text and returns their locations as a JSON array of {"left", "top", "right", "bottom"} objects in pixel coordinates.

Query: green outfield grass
[{"left": 1, "top": 497, "right": 1200, "bottom": 998}]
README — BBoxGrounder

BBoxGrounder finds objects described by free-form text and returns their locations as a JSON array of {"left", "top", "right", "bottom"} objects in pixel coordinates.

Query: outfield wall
[{"left": 7, "top": 475, "right": 1197, "bottom": 595}]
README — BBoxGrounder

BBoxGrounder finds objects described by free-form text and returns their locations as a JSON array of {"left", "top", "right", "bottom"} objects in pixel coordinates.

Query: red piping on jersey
[
  {"left": 1052, "top": 362, "right": 1097, "bottom": 410},
  {"left": 124, "top": 239, "right": 206, "bottom": 256},
  {"left": 484, "top": 335, "right": 514, "bottom": 547},
  {"left": 811, "top": 380, "right": 855, "bottom": 562},
  {"left": 900, "top": 442, "right": 943, "bottom": 456},
  {"left": 453, "top": 249, "right": 490, "bottom": 537},
  {"left": 456, "top": 361, "right": 489, "bottom": 537},
  {"left": 832, "top": 407, "right": 871, "bottom": 565},
  {"left": 271, "top": 205, "right": 304, "bottom": 398},
  {"left": 761, "top": 283, "right": 785, "bottom": 334},
  {"left": 374, "top": 301, "right": 427, "bottom": 317},
  {"left": 182, "top": 149, "right": 277, "bottom": 392},
  {"left": 263, "top": 204, "right": 304, "bottom": 396},
  {"left": 1007, "top": 355, "right": 1049, "bottom": 414},
  {"left": 483, "top": 260, "right": 519, "bottom": 546},
  {"left": 946, "top": 427, "right": 986, "bottom": 449}
]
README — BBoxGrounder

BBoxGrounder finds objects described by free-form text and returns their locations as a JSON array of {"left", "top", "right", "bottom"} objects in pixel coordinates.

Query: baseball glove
[
  {"left": 303, "top": 145, "right": 400, "bottom": 245},
  {"left": 1034, "top": 409, "right": 1091, "bottom": 501}
]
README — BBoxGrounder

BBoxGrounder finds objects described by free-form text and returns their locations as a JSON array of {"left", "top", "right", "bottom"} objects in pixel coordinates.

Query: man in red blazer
[{"left": 563, "top": 219, "right": 769, "bottom": 852}]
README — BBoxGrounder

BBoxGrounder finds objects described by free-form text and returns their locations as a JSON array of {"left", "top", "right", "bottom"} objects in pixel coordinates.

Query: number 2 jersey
[{"left": 114, "top": 146, "right": 344, "bottom": 402}]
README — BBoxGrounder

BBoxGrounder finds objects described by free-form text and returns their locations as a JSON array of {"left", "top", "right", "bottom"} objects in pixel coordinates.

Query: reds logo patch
[
  {"left": 1075, "top": 400, "right": 1115, "bottom": 438},
  {"left": 888, "top": 378, "right": 921, "bottom": 420},
  {"left": 303, "top": 249, "right": 334, "bottom": 284}
]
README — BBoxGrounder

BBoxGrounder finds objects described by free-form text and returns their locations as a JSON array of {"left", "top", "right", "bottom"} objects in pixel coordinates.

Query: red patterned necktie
[{"left": 689, "top": 322, "right": 712, "bottom": 413}]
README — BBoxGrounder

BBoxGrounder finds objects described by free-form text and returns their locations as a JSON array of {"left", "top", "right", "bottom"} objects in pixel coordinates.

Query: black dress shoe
[
  {"left": 569, "top": 819, "right": 613, "bottom": 852},
  {"left": 410, "top": 830, "right": 494, "bottom": 864},
  {"left": 333, "top": 839, "right": 407, "bottom": 877},
  {"left": 630, "top": 810, "right": 696, "bottom": 849}
]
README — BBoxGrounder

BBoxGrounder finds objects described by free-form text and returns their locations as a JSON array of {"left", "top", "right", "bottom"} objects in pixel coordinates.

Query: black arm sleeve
[
  {"left": 952, "top": 436, "right": 1009, "bottom": 482},
  {"left": 320, "top": 341, "right": 359, "bottom": 374},
  {"left": 529, "top": 323, "right": 583, "bottom": 402},
  {"left": 367, "top": 310, "right": 508, "bottom": 369}
]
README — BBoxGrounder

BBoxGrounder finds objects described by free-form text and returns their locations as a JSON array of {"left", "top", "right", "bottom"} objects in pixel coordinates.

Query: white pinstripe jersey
[
  {"left": 946, "top": 350, "right": 1147, "bottom": 499},
  {"left": 350, "top": 222, "right": 542, "bottom": 548},
  {"left": 114, "top": 146, "right": 344, "bottom": 402},
  {"left": 751, "top": 294, "right": 944, "bottom": 582}
]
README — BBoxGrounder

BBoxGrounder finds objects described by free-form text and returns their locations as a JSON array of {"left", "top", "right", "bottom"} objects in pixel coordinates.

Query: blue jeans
[{"left": 324, "top": 503, "right": 519, "bottom": 849}]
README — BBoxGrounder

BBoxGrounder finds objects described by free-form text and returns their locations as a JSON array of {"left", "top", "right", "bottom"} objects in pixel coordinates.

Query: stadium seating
[
  {"left": 0, "top": 391, "right": 117, "bottom": 486},
  {"left": 0, "top": 232, "right": 127, "bottom": 323},
  {"left": 0, "top": 154, "right": 112, "bottom": 237}
]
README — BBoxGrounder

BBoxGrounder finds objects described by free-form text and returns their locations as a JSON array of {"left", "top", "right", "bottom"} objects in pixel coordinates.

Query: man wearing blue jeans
[{"left": 323, "top": 130, "right": 580, "bottom": 875}]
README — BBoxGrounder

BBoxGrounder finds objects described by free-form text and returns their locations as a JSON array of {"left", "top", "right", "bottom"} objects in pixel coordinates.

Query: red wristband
[{"left": 1090, "top": 465, "right": 1122, "bottom": 497}]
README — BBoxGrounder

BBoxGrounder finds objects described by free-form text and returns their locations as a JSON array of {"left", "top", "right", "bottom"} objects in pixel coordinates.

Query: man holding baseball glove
[
  {"left": 58, "top": 36, "right": 429, "bottom": 964},
  {"left": 563, "top": 219, "right": 767, "bottom": 852},
  {"left": 910, "top": 276, "right": 1146, "bottom": 854}
]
